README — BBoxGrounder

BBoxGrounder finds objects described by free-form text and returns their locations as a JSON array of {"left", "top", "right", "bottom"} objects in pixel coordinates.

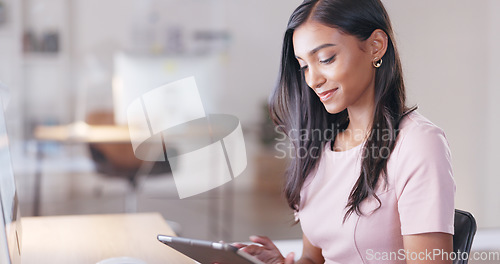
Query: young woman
[{"left": 237, "top": 0, "right": 456, "bottom": 263}]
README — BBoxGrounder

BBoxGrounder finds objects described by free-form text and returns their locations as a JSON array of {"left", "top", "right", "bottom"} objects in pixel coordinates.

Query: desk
[{"left": 21, "top": 213, "right": 194, "bottom": 264}]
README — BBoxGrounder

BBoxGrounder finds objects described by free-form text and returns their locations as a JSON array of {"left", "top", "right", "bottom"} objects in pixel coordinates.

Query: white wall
[
  {"left": 485, "top": 0, "right": 500, "bottom": 227},
  {"left": 384, "top": 0, "right": 499, "bottom": 227},
  {"left": 216, "top": 1, "right": 301, "bottom": 125}
]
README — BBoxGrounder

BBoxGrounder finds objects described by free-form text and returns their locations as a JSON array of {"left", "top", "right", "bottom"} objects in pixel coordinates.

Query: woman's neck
[{"left": 345, "top": 99, "right": 375, "bottom": 142}]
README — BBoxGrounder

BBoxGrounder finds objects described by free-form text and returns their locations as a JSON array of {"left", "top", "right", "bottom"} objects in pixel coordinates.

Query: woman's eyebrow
[
  {"left": 295, "top": 43, "right": 336, "bottom": 59},
  {"left": 310, "top": 43, "right": 336, "bottom": 55}
]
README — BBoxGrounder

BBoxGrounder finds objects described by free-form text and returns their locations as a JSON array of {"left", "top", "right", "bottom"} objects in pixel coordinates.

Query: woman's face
[{"left": 292, "top": 20, "right": 376, "bottom": 114}]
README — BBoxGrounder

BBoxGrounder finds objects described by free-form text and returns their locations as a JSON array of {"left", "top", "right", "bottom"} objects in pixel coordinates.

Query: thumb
[{"left": 284, "top": 252, "right": 295, "bottom": 264}]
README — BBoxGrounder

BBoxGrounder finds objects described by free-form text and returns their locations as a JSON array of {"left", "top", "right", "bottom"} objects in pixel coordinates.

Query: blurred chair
[
  {"left": 453, "top": 209, "right": 477, "bottom": 264},
  {"left": 86, "top": 110, "right": 172, "bottom": 212}
]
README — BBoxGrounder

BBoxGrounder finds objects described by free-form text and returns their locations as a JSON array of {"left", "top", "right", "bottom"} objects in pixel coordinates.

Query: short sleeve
[{"left": 394, "top": 123, "right": 456, "bottom": 236}]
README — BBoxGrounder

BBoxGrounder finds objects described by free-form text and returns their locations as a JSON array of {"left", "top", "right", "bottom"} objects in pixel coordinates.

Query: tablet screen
[{"left": 157, "top": 235, "right": 264, "bottom": 264}]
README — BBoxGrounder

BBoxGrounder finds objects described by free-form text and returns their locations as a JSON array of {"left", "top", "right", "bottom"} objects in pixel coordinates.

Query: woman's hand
[{"left": 234, "top": 235, "right": 295, "bottom": 264}]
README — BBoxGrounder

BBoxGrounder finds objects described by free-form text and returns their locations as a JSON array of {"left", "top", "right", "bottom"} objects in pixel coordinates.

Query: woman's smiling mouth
[{"left": 317, "top": 88, "right": 338, "bottom": 102}]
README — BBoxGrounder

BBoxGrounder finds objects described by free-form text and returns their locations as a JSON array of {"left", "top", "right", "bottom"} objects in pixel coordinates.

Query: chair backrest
[{"left": 453, "top": 209, "right": 477, "bottom": 264}]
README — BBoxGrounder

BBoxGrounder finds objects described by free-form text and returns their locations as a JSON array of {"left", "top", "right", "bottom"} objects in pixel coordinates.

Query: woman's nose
[{"left": 306, "top": 68, "right": 326, "bottom": 89}]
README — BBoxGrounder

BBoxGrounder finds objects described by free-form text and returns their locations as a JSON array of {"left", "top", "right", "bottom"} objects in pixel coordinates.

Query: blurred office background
[{"left": 0, "top": 0, "right": 499, "bottom": 253}]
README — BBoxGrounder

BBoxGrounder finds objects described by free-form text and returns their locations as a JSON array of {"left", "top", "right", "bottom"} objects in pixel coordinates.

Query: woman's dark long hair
[{"left": 269, "top": 0, "right": 416, "bottom": 222}]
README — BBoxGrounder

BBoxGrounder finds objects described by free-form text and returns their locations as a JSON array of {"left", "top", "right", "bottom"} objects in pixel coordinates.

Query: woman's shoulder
[
  {"left": 392, "top": 110, "right": 451, "bottom": 166},
  {"left": 392, "top": 110, "right": 451, "bottom": 165},
  {"left": 397, "top": 110, "right": 447, "bottom": 142}
]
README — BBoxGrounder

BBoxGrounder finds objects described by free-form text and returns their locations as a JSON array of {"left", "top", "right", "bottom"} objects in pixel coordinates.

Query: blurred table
[
  {"left": 32, "top": 123, "right": 133, "bottom": 216},
  {"left": 34, "top": 122, "right": 131, "bottom": 143},
  {"left": 21, "top": 213, "right": 194, "bottom": 264}
]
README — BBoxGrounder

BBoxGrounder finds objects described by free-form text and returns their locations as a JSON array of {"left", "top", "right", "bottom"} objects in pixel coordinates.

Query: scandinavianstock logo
[{"left": 126, "top": 77, "right": 247, "bottom": 199}]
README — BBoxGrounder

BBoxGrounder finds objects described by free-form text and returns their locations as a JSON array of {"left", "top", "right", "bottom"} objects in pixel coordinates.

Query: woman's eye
[
  {"left": 320, "top": 55, "right": 336, "bottom": 64},
  {"left": 300, "top": 65, "right": 308, "bottom": 71}
]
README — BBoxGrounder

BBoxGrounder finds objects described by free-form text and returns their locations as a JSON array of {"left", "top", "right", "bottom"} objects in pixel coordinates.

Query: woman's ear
[{"left": 369, "top": 29, "right": 388, "bottom": 60}]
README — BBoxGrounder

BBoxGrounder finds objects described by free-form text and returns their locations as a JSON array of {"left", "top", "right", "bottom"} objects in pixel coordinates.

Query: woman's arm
[{"left": 403, "top": 232, "right": 453, "bottom": 264}]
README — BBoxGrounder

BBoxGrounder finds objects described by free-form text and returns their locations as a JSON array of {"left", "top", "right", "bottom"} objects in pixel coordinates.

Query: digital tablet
[{"left": 157, "top": 235, "right": 265, "bottom": 264}]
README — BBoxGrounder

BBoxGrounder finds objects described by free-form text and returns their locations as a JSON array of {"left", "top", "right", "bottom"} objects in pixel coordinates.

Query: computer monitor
[{"left": 0, "top": 97, "right": 22, "bottom": 264}]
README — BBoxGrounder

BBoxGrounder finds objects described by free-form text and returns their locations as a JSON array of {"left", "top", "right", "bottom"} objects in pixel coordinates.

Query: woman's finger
[
  {"left": 240, "top": 244, "right": 264, "bottom": 255},
  {"left": 249, "top": 235, "right": 276, "bottom": 249},
  {"left": 284, "top": 252, "right": 295, "bottom": 264}
]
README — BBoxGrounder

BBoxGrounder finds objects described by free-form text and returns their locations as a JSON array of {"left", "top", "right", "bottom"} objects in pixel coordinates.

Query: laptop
[{"left": 0, "top": 96, "right": 22, "bottom": 264}]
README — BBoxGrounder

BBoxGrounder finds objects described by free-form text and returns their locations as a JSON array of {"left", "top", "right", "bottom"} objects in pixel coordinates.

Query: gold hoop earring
[{"left": 373, "top": 58, "right": 383, "bottom": 68}]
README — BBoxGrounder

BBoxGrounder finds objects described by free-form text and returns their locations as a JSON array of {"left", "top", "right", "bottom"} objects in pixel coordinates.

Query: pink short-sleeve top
[{"left": 296, "top": 111, "right": 456, "bottom": 264}]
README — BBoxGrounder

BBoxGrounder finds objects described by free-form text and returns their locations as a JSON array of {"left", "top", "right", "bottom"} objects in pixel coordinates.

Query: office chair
[
  {"left": 453, "top": 209, "right": 477, "bottom": 264},
  {"left": 86, "top": 110, "right": 173, "bottom": 211}
]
